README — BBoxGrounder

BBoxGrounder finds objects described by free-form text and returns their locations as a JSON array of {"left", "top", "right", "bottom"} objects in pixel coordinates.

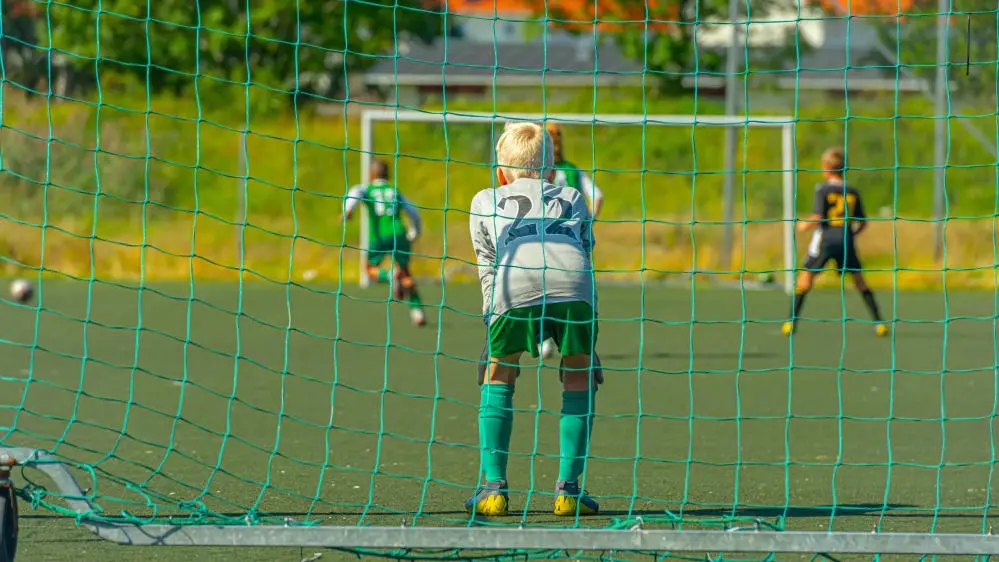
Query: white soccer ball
[
  {"left": 10, "top": 279, "right": 34, "bottom": 304},
  {"left": 540, "top": 338, "right": 556, "bottom": 360},
  {"left": 410, "top": 308, "right": 426, "bottom": 327}
]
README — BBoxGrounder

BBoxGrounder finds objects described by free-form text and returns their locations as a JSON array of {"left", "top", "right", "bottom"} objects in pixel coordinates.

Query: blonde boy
[
  {"left": 466, "top": 122, "right": 600, "bottom": 517},
  {"left": 784, "top": 146, "right": 887, "bottom": 336}
]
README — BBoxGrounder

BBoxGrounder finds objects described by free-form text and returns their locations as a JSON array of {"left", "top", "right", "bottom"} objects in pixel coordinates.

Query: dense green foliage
[
  {"left": 873, "top": 3, "right": 998, "bottom": 101},
  {"left": 33, "top": 0, "right": 445, "bottom": 105}
]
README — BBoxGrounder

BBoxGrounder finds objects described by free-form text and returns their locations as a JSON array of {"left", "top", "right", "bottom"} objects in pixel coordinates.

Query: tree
[
  {"left": 864, "top": 0, "right": 998, "bottom": 103},
  {"left": 525, "top": 0, "right": 809, "bottom": 93},
  {"left": 41, "top": 0, "right": 445, "bottom": 102}
]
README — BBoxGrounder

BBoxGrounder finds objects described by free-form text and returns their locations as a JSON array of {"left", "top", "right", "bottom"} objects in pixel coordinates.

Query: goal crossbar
[{"left": 357, "top": 109, "right": 798, "bottom": 293}]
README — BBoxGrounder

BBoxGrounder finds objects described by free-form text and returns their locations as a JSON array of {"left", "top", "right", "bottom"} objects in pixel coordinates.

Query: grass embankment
[{"left": 0, "top": 86, "right": 997, "bottom": 288}]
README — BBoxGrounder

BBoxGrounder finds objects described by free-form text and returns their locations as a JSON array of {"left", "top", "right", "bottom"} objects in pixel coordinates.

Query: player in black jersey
[{"left": 783, "top": 147, "right": 888, "bottom": 337}]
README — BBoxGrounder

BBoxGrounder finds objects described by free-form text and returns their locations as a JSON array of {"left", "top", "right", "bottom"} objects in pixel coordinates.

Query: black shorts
[{"left": 803, "top": 240, "right": 862, "bottom": 273}]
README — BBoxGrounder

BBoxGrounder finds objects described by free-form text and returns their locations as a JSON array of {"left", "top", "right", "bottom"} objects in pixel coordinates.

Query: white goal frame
[{"left": 358, "top": 109, "right": 797, "bottom": 294}]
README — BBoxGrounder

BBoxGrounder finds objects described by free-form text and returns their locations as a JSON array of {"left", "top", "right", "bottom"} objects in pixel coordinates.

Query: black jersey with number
[
  {"left": 803, "top": 181, "right": 866, "bottom": 272},
  {"left": 812, "top": 181, "right": 865, "bottom": 241}
]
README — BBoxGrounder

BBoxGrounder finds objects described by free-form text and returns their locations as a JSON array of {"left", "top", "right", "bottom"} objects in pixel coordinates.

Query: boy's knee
[
  {"left": 851, "top": 272, "right": 869, "bottom": 292},
  {"left": 486, "top": 354, "right": 521, "bottom": 385},
  {"left": 795, "top": 272, "right": 813, "bottom": 294},
  {"left": 366, "top": 265, "right": 381, "bottom": 279},
  {"left": 394, "top": 265, "right": 415, "bottom": 287},
  {"left": 561, "top": 354, "right": 596, "bottom": 391}
]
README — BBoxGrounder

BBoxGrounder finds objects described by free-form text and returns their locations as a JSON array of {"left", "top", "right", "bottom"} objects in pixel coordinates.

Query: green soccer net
[{"left": 1, "top": 0, "right": 999, "bottom": 560}]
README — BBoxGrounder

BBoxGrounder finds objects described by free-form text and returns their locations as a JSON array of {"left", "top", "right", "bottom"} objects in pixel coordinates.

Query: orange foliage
[
  {"left": 815, "top": 0, "right": 920, "bottom": 16},
  {"left": 444, "top": 0, "right": 678, "bottom": 29},
  {"left": 444, "top": 0, "right": 926, "bottom": 19}
]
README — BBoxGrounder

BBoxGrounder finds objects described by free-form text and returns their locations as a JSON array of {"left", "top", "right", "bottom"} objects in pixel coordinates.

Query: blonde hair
[
  {"left": 822, "top": 147, "right": 845, "bottom": 175},
  {"left": 495, "top": 122, "right": 555, "bottom": 181}
]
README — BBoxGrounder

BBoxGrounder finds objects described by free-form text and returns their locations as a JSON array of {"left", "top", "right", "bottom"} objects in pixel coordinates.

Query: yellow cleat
[
  {"left": 875, "top": 323, "right": 889, "bottom": 337},
  {"left": 782, "top": 322, "right": 796, "bottom": 336},
  {"left": 553, "top": 481, "right": 599, "bottom": 516},
  {"left": 465, "top": 483, "right": 509, "bottom": 516}
]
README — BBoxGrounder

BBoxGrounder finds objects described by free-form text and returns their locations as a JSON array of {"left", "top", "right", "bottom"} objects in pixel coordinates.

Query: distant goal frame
[{"left": 357, "top": 109, "right": 799, "bottom": 294}]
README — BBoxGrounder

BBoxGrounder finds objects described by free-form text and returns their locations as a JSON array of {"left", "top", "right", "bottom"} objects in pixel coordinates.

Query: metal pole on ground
[
  {"left": 721, "top": 0, "right": 740, "bottom": 273},
  {"left": 932, "top": 0, "right": 949, "bottom": 262},
  {"left": 238, "top": 130, "right": 248, "bottom": 265}
]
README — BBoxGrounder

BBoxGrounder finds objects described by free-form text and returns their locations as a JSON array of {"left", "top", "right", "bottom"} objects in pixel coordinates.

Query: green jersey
[
  {"left": 344, "top": 180, "right": 421, "bottom": 241},
  {"left": 552, "top": 160, "right": 603, "bottom": 203}
]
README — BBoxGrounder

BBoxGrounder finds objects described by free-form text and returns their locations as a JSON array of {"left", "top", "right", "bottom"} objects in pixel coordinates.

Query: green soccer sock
[
  {"left": 558, "top": 390, "right": 595, "bottom": 484},
  {"left": 408, "top": 288, "right": 423, "bottom": 308},
  {"left": 376, "top": 270, "right": 390, "bottom": 283},
  {"left": 479, "top": 383, "right": 514, "bottom": 483}
]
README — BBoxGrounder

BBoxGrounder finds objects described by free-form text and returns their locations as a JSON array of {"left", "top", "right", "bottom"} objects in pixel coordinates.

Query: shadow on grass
[
  {"left": 670, "top": 503, "right": 976, "bottom": 520},
  {"left": 600, "top": 351, "right": 780, "bottom": 361}
]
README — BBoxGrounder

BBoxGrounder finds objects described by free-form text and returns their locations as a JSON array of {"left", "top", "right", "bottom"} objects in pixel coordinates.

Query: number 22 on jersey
[
  {"left": 826, "top": 192, "right": 857, "bottom": 228},
  {"left": 497, "top": 195, "right": 578, "bottom": 244}
]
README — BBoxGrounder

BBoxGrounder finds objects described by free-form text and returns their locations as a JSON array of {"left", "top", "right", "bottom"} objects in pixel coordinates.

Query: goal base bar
[
  {"left": 5, "top": 447, "right": 996, "bottom": 554},
  {"left": 89, "top": 526, "right": 999, "bottom": 554}
]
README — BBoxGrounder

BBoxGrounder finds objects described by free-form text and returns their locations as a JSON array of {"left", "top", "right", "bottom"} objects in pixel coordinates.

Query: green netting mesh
[{"left": 0, "top": 0, "right": 998, "bottom": 560}]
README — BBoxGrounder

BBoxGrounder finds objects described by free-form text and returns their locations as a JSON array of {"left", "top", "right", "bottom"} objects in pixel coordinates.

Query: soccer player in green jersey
[
  {"left": 544, "top": 123, "right": 604, "bottom": 218},
  {"left": 341, "top": 159, "right": 426, "bottom": 327},
  {"left": 537, "top": 123, "right": 605, "bottom": 359}
]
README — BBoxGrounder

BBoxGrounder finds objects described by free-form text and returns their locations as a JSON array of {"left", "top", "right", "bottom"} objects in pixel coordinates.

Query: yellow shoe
[
  {"left": 465, "top": 482, "right": 509, "bottom": 516},
  {"left": 782, "top": 322, "right": 796, "bottom": 336},
  {"left": 553, "top": 480, "right": 599, "bottom": 516},
  {"left": 875, "top": 323, "right": 889, "bottom": 337}
]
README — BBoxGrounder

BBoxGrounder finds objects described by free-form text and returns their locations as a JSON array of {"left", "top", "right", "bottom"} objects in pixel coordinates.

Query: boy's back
[
  {"left": 469, "top": 177, "right": 595, "bottom": 319},
  {"left": 812, "top": 180, "right": 865, "bottom": 240}
]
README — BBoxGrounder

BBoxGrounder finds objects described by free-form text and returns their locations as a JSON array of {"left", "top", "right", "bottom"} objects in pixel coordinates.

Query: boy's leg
[
  {"left": 467, "top": 308, "right": 538, "bottom": 516},
  {"left": 480, "top": 354, "right": 519, "bottom": 474},
  {"left": 389, "top": 238, "right": 426, "bottom": 326},
  {"left": 843, "top": 244, "right": 887, "bottom": 336},
  {"left": 558, "top": 353, "right": 596, "bottom": 478},
  {"left": 850, "top": 271, "right": 887, "bottom": 336},
  {"left": 552, "top": 302, "right": 600, "bottom": 516},
  {"left": 467, "top": 355, "right": 518, "bottom": 516},
  {"left": 366, "top": 241, "right": 390, "bottom": 284},
  {"left": 784, "top": 263, "right": 820, "bottom": 336}
]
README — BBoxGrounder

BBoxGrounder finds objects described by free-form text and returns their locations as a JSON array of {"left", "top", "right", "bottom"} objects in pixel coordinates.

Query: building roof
[
  {"left": 364, "top": 38, "right": 645, "bottom": 88},
  {"left": 816, "top": 0, "right": 919, "bottom": 15},
  {"left": 442, "top": 0, "right": 920, "bottom": 17},
  {"left": 363, "top": 34, "right": 929, "bottom": 92}
]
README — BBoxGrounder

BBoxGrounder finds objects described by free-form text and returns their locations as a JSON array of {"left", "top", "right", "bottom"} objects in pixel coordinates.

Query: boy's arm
[
  {"left": 851, "top": 193, "right": 868, "bottom": 235},
  {"left": 340, "top": 185, "right": 367, "bottom": 223},
  {"left": 469, "top": 193, "right": 497, "bottom": 318},
  {"left": 398, "top": 194, "right": 423, "bottom": 241},
  {"left": 579, "top": 171, "right": 604, "bottom": 218},
  {"left": 797, "top": 185, "right": 825, "bottom": 234},
  {"left": 573, "top": 191, "right": 596, "bottom": 262}
]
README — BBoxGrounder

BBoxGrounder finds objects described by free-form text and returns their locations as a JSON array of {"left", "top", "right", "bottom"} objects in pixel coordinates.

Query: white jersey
[{"left": 469, "top": 178, "right": 596, "bottom": 321}]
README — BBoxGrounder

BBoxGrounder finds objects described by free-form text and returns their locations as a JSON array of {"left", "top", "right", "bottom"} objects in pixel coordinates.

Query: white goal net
[{"left": 356, "top": 110, "right": 797, "bottom": 294}]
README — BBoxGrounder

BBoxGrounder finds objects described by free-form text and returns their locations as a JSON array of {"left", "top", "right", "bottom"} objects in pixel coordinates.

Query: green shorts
[
  {"left": 488, "top": 301, "right": 598, "bottom": 359},
  {"left": 367, "top": 235, "right": 411, "bottom": 268}
]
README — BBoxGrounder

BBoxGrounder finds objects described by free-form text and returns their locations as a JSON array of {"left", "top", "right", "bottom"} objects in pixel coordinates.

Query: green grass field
[{"left": 2, "top": 280, "right": 998, "bottom": 561}]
